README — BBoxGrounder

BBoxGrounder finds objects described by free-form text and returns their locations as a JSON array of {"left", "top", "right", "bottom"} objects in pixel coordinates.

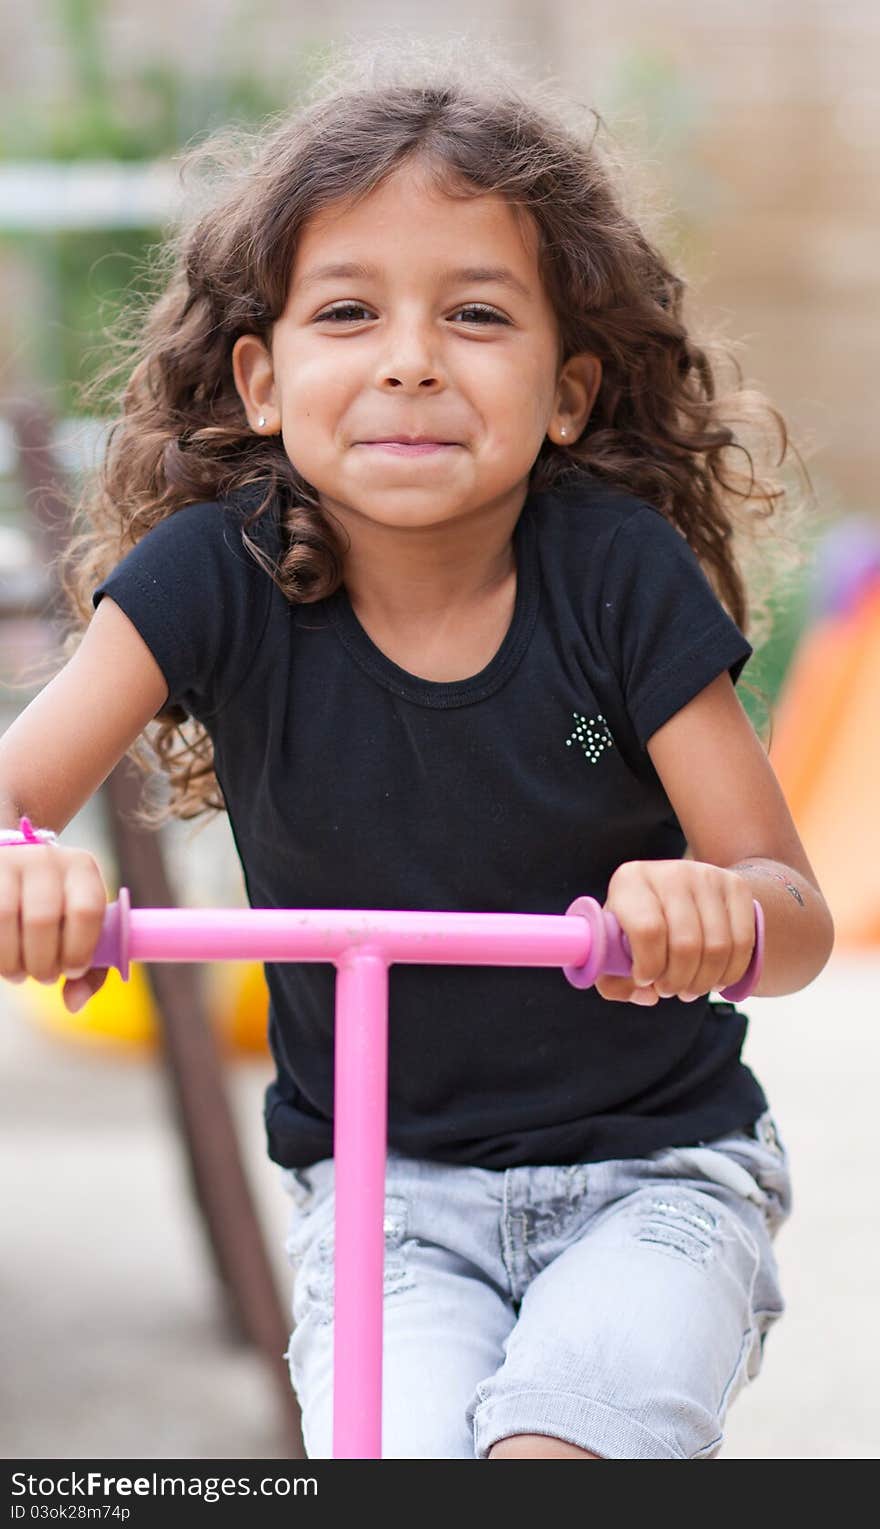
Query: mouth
[{"left": 355, "top": 440, "right": 461, "bottom": 456}]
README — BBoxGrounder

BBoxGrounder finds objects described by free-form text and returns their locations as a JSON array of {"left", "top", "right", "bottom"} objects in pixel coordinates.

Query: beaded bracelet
[{"left": 0, "top": 815, "right": 59, "bottom": 847}]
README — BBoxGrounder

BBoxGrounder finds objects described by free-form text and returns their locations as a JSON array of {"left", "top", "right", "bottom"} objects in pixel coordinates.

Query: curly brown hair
[{"left": 48, "top": 35, "right": 813, "bottom": 830}]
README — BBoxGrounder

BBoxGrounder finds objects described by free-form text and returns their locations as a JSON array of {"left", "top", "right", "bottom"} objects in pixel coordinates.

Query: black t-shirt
[{"left": 93, "top": 471, "right": 767, "bottom": 1169}]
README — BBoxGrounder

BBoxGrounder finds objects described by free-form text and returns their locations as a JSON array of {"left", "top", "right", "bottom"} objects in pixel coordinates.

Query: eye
[
  {"left": 451, "top": 305, "right": 509, "bottom": 325},
  {"left": 315, "top": 303, "right": 373, "bottom": 322},
  {"left": 313, "top": 302, "right": 509, "bottom": 325}
]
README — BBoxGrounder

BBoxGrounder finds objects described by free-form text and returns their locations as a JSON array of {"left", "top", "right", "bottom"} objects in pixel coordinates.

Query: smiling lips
[{"left": 357, "top": 437, "right": 460, "bottom": 456}]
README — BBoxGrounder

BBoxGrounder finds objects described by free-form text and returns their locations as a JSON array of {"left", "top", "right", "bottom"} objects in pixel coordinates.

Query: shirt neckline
[{"left": 324, "top": 493, "right": 540, "bottom": 709}]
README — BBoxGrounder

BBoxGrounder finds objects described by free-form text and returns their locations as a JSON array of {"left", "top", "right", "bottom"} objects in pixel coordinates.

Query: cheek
[
  {"left": 278, "top": 363, "right": 356, "bottom": 452},
  {"left": 281, "top": 352, "right": 350, "bottom": 410},
  {"left": 487, "top": 373, "right": 553, "bottom": 447}
]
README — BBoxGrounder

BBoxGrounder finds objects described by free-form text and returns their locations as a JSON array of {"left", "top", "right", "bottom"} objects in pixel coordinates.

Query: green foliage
[
  {"left": 0, "top": 0, "right": 313, "bottom": 414},
  {"left": 742, "top": 575, "right": 813, "bottom": 716},
  {"left": 1, "top": 0, "right": 301, "bottom": 161}
]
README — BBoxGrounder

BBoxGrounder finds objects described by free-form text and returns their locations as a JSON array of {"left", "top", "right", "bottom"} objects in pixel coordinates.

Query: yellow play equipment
[
  {"left": 22, "top": 954, "right": 271, "bottom": 1056},
  {"left": 24, "top": 957, "right": 161, "bottom": 1055}
]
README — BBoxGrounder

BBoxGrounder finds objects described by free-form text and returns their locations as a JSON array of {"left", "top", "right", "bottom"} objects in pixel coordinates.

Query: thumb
[
  {"left": 594, "top": 974, "right": 659, "bottom": 1005},
  {"left": 62, "top": 968, "right": 109, "bottom": 1013}
]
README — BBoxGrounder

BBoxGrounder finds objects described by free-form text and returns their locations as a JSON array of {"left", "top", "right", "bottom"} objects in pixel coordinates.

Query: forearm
[
  {"left": 0, "top": 789, "right": 24, "bottom": 831},
  {"left": 726, "top": 857, "right": 835, "bottom": 997}
]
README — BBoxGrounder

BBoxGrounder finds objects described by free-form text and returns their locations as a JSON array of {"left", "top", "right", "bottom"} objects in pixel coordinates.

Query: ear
[
  {"left": 231, "top": 333, "right": 280, "bottom": 434},
  {"left": 550, "top": 353, "right": 603, "bottom": 445}
]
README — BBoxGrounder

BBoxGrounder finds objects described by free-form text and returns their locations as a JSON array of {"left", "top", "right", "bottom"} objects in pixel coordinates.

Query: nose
[
  {"left": 382, "top": 373, "right": 439, "bottom": 390},
  {"left": 375, "top": 316, "right": 444, "bottom": 391}
]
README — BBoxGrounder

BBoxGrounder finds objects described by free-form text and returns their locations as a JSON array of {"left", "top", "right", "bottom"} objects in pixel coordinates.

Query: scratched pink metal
[{"left": 90, "top": 892, "right": 764, "bottom": 1458}]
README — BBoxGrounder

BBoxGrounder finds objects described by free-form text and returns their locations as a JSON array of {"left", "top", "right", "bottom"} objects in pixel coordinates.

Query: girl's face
[{"left": 233, "top": 162, "right": 599, "bottom": 534}]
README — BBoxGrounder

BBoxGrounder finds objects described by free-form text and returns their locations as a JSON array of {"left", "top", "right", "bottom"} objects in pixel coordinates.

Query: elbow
[
  {"left": 755, "top": 892, "right": 836, "bottom": 999},
  {"left": 793, "top": 896, "right": 836, "bottom": 993},
  {"left": 817, "top": 901, "right": 836, "bottom": 976}
]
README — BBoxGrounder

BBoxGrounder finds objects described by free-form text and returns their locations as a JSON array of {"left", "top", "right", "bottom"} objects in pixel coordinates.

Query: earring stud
[{"left": 258, "top": 416, "right": 267, "bottom": 428}]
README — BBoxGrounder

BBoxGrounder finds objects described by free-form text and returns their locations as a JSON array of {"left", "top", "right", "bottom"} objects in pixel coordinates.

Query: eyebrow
[{"left": 296, "top": 261, "right": 532, "bottom": 300}]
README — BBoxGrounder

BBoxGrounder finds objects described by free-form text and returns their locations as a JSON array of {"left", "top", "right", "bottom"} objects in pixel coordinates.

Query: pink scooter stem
[
  {"left": 87, "top": 892, "right": 764, "bottom": 1458},
  {"left": 333, "top": 948, "right": 388, "bottom": 1458}
]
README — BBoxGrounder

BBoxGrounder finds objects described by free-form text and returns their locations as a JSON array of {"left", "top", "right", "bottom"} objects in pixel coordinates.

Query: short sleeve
[
  {"left": 91, "top": 498, "right": 275, "bottom": 721},
  {"left": 600, "top": 505, "right": 753, "bottom": 748}
]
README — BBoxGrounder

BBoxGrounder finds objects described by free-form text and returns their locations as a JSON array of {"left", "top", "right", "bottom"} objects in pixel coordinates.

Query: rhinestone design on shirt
[{"left": 565, "top": 711, "right": 615, "bottom": 764}]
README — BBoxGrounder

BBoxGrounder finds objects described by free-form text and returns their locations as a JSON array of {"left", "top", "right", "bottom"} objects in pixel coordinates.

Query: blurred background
[{"left": 1, "top": 0, "right": 878, "bottom": 1460}]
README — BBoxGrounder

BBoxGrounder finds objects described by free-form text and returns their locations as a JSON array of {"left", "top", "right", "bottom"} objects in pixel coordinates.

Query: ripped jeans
[{"left": 280, "top": 1110, "right": 792, "bottom": 1459}]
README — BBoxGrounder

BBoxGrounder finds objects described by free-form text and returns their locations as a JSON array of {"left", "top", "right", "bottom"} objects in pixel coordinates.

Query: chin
[{"left": 324, "top": 482, "right": 469, "bottom": 519}]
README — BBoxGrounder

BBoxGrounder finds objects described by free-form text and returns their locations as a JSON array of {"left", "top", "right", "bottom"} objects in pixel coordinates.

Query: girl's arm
[
  {"left": 0, "top": 598, "right": 170, "bottom": 1001},
  {"left": 642, "top": 670, "right": 834, "bottom": 998},
  {"left": 0, "top": 596, "right": 169, "bottom": 832}
]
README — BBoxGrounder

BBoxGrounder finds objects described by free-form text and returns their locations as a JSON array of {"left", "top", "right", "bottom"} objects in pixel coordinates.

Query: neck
[{"left": 324, "top": 487, "right": 527, "bottom": 625}]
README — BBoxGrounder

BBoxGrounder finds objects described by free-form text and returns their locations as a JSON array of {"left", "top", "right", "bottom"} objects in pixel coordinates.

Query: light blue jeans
[{"left": 280, "top": 1110, "right": 792, "bottom": 1459}]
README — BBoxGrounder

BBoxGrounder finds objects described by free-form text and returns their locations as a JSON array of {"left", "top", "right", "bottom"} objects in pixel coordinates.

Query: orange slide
[{"left": 769, "top": 535, "right": 880, "bottom": 948}]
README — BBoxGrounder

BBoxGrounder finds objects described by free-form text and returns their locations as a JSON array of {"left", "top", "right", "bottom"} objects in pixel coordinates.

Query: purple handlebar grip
[
  {"left": 562, "top": 897, "right": 614, "bottom": 988},
  {"left": 563, "top": 895, "right": 764, "bottom": 1002},
  {"left": 90, "top": 885, "right": 130, "bottom": 980},
  {"left": 717, "top": 899, "right": 765, "bottom": 1002}
]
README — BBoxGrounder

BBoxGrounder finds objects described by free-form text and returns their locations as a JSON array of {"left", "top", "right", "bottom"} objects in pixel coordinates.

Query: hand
[
  {"left": 0, "top": 843, "right": 110, "bottom": 1012},
  {"left": 595, "top": 858, "right": 757, "bottom": 1006}
]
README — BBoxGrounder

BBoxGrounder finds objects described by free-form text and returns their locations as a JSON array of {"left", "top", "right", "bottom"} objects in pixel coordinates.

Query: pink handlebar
[{"left": 89, "top": 887, "right": 764, "bottom": 1002}]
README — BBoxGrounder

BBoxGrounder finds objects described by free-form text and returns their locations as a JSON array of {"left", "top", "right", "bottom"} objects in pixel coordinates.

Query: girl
[{"left": 0, "top": 42, "right": 833, "bottom": 1459}]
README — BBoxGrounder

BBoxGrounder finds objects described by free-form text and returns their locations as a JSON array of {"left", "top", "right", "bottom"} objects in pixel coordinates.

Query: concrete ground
[{"left": 1, "top": 804, "right": 877, "bottom": 1460}]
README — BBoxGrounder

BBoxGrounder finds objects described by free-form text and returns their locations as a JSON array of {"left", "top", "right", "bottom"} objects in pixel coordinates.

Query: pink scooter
[{"left": 90, "top": 890, "right": 764, "bottom": 1459}]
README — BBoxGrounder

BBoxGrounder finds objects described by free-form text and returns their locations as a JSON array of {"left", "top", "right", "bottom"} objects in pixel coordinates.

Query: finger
[
  {"left": 688, "top": 881, "right": 735, "bottom": 996},
  {"left": 0, "top": 864, "right": 24, "bottom": 980},
  {"left": 60, "top": 859, "right": 109, "bottom": 976},
  {"left": 63, "top": 968, "right": 108, "bottom": 1013},
  {"left": 719, "top": 884, "right": 760, "bottom": 991},
  {"left": 655, "top": 888, "right": 715, "bottom": 998},
  {"left": 19, "top": 851, "right": 64, "bottom": 983},
  {"left": 594, "top": 974, "right": 658, "bottom": 1005},
  {"left": 606, "top": 879, "right": 668, "bottom": 988}
]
